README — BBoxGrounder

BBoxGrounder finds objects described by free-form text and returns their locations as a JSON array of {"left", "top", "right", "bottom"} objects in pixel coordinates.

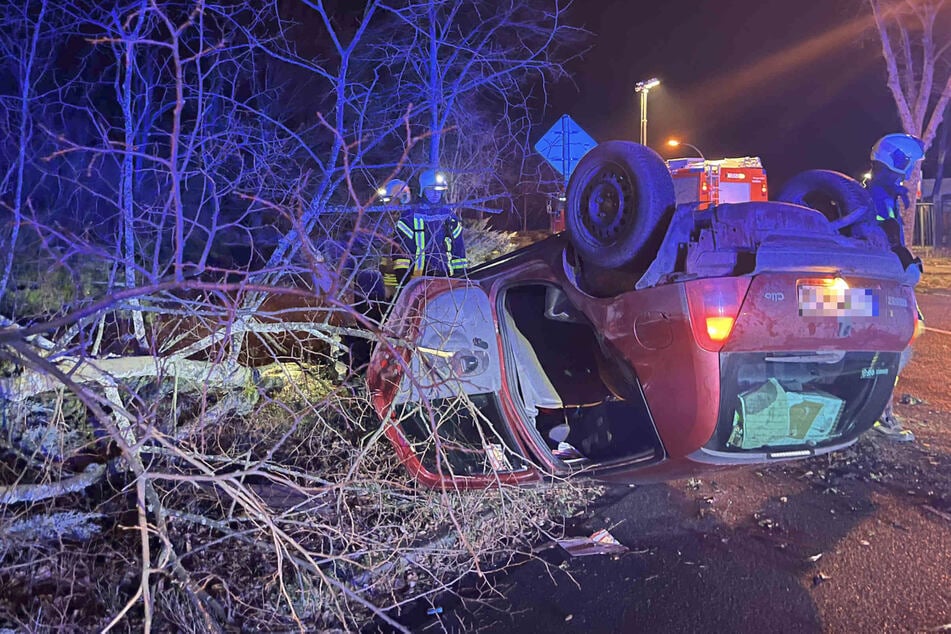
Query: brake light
[
  {"left": 705, "top": 316, "right": 735, "bottom": 342},
  {"left": 798, "top": 276, "right": 849, "bottom": 290},
  {"left": 685, "top": 277, "right": 752, "bottom": 352}
]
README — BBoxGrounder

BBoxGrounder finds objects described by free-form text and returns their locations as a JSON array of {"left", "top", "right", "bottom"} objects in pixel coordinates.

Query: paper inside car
[{"left": 727, "top": 378, "right": 845, "bottom": 449}]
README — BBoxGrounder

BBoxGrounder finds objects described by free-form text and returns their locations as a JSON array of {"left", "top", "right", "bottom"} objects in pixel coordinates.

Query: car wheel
[
  {"left": 775, "top": 170, "right": 873, "bottom": 229},
  {"left": 566, "top": 141, "right": 675, "bottom": 271}
]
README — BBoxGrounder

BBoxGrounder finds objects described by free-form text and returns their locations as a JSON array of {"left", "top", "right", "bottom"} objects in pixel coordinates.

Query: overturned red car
[{"left": 366, "top": 142, "right": 921, "bottom": 489}]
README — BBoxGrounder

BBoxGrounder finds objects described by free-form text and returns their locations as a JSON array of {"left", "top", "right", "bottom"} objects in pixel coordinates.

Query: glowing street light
[
  {"left": 634, "top": 77, "right": 660, "bottom": 146},
  {"left": 666, "top": 138, "right": 706, "bottom": 160}
]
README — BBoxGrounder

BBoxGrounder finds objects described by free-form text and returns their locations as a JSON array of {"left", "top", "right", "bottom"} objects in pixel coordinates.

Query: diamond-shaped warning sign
[{"left": 534, "top": 114, "right": 597, "bottom": 185}]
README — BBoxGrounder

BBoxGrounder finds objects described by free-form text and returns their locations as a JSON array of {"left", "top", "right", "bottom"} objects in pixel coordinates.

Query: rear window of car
[{"left": 708, "top": 351, "right": 900, "bottom": 452}]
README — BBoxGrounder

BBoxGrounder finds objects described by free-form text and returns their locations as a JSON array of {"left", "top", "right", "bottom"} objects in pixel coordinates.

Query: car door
[{"left": 367, "top": 277, "right": 541, "bottom": 489}]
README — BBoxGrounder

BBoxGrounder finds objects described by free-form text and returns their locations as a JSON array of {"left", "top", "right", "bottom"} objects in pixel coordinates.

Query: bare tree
[
  {"left": 0, "top": 0, "right": 53, "bottom": 302},
  {"left": 869, "top": 0, "right": 951, "bottom": 242},
  {"left": 370, "top": 0, "right": 582, "bottom": 194}
]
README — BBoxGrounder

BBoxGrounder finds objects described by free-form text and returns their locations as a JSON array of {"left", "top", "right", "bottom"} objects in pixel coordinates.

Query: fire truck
[
  {"left": 548, "top": 155, "right": 769, "bottom": 233},
  {"left": 667, "top": 156, "right": 768, "bottom": 209}
]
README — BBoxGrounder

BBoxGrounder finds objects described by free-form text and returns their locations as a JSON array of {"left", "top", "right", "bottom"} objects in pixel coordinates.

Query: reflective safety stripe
[
  {"left": 382, "top": 274, "right": 398, "bottom": 287},
  {"left": 450, "top": 221, "right": 463, "bottom": 238},
  {"left": 877, "top": 200, "right": 899, "bottom": 222},
  {"left": 414, "top": 216, "right": 426, "bottom": 273},
  {"left": 393, "top": 257, "right": 412, "bottom": 270},
  {"left": 397, "top": 220, "right": 414, "bottom": 239}
]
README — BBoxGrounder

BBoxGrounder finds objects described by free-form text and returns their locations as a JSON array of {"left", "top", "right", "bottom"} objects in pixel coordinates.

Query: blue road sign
[{"left": 534, "top": 115, "right": 598, "bottom": 186}]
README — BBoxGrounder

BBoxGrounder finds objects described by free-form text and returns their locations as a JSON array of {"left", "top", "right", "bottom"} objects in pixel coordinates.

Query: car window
[
  {"left": 711, "top": 351, "right": 900, "bottom": 452},
  {"left": 395, "top": 286, "right": 501, "bottom": 404},
  {"left": 395, "top": 393, "right": 528, "bottom": 476}
]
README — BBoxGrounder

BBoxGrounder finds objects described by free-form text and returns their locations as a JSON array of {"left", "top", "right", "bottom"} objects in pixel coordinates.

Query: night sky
[{"left": 546, "top": 0, "right": 904, "bottom": 188}]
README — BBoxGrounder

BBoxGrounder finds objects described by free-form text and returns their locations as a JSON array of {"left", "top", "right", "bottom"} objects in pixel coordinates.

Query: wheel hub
[{"left": 580, "top": 167, "right": 634, "bottom": 244}]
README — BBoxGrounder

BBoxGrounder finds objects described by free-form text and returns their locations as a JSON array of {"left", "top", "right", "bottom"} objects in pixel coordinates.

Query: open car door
[{"left": 367, "top": 278, "right": 541, "bottom": 489}]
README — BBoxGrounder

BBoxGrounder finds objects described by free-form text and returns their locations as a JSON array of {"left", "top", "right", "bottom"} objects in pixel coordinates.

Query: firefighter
[
  {"left": 390, "top": 168, "right": 467, "bottom": 287},
  {"left": 867, "top": 133, "right": 925, "bottom": 251},
  {"left": 378, "top": 179, "right": 412, "bottom": 298},
  {"left": 867, "top": 133, "right": 925, "bottom": 442}
]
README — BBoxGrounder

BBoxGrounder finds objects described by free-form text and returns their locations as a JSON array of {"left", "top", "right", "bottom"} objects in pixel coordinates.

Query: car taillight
[
  {"left": 685, "top": 277, "right": 752, "bottom": 352},
  {"left": 798, "top": 276, "right": 849, "bottom": 291}
]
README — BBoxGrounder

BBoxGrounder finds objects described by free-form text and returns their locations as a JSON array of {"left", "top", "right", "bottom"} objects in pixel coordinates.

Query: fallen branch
[
  {"left": 0, "top": 355, "right": 253, "bottom": 402},
  {"left": 0, "top": 463, "right": 106, "bottom": 505},
  {"left": 1, "top": 510, "right": 105, "bottom": 545}
]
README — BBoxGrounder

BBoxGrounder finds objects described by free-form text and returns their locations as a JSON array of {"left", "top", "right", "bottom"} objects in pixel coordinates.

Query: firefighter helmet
[
  {"left": 379, "top": 179, "right": 411, "bottom": 204},
  {"left": 871, "top": 134, "right": 925, "bottom": 179},
  {"left": 418, "top": 169, "right": 448, "bottom": 195}
]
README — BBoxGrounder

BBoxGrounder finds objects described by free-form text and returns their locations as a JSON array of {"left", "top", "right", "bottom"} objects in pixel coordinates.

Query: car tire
[
  {"left": 566, "top": 141, "right": 676, "bottom": 271},
  {"left": 775, "top": 170, "right": 872, "bottom": 226}
]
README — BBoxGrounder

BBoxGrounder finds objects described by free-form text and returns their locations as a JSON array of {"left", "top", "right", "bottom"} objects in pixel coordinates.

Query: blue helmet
[
  {"left": 419, "top": 169, "right": 448, "bottom": 196},
  {"left": 379, "top": 179, "right": 411, "bottom": 204},
  {"left": 871, "top": 134, "right": 925, "bottom": 179}
]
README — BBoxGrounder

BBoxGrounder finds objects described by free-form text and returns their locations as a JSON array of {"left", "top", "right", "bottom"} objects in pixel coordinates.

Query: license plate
[{"left": 798, "top": 285, "right": 878, "bottom": 317}]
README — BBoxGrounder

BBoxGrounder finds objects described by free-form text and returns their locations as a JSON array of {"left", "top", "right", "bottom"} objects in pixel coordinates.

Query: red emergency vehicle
[{"left": 667, "top": 156, "right": 768, "bottom": 209}]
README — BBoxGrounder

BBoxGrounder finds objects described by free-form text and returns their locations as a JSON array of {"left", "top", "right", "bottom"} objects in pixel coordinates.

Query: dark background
[{"left": 543, "top": 0, "right": 904, "bottom": 188}]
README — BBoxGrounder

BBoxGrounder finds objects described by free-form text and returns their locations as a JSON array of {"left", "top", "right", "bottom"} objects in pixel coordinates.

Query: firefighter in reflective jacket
[
  {"left": 378, "top": 179, "right": 412, "bottom": 297},
  {"left": 391, "top": 169, "right": 467, "bottom": 286},
  {"left": 867, "top": 133, "right": 925, "bottom": 248},
  {"left": 866, "top": 134, "right": 926, "bottom": 442}
]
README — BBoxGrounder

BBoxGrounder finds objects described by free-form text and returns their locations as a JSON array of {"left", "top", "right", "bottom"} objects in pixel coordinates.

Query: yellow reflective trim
[{"left": 397, "top": 220, "right": 414, "bottom": 238}]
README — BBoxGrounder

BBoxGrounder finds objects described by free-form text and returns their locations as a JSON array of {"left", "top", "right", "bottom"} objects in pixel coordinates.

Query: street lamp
[
  {"left": 666, "top": 138, "right": 705, "bottom": 160},
  {"left": 634, "top": 77, "right": 660, "bottom": 146}
]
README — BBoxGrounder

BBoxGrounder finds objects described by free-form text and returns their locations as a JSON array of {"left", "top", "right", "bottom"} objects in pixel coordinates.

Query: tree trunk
[
  {"left": 930, "top": 119, "right": 950, "bottom": 246},
  {"left": 119, "top": 14, "right": 147, "bottom": 346},
  {"left": 904, "top": 166, "right": 923, "bottom": 246}
]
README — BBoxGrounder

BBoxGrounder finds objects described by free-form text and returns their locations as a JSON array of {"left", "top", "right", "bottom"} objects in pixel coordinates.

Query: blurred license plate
[{"left": 798, "top": 285, "right": 878, "bottom": 317}]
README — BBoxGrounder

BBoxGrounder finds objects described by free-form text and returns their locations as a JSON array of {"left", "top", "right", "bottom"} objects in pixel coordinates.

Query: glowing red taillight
[
  {"left": 705, "top": 316, "right": 735, "bottom": 342},
  {"left": 685, "top": 277, "right": 752, "bottom": 352}
]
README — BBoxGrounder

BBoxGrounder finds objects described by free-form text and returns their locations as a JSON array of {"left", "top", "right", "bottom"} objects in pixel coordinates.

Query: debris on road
[{"left": 551, "top": 528, "right": 628, "bottom": 557}]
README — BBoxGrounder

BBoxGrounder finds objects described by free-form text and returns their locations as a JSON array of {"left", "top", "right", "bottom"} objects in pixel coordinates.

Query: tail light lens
[{"left": 685, "top": 277, "right": 752, "bottom": 352}]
